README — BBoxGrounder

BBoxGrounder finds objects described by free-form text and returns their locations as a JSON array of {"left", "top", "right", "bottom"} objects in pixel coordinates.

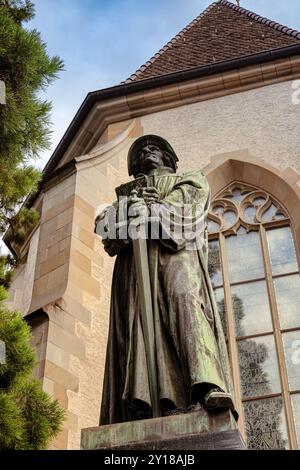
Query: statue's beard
[{"left": 139, "top": 162, "right": 160, "bottom": 175}]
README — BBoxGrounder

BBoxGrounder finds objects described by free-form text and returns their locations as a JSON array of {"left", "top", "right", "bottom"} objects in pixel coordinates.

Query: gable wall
[
  {"left": 140, "top": 80, "right": 300, "bottom": 175},
  {"left": 7, "top": 77, "right": 300, "bottom": 449}
]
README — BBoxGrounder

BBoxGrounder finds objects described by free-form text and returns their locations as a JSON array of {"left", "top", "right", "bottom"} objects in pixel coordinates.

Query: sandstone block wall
[{"left": 6, "top": 78, "right": 300, "bottom": 449}]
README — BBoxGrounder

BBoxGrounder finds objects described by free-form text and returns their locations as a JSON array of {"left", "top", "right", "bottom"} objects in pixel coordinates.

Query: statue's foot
[{"left": 204, "top": 389, "right": 235, "bottom": 413}]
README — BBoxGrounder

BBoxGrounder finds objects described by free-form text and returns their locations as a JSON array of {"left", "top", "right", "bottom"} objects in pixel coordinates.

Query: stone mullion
[
  {"left": 259, "top": 225, "right": 298, "bottom": 449},
  {"left": 291, "top": 223, "right": 300, "bottom": 275},
  {"left": 219, "top": 233, "right": 246, "bottom": 442}
]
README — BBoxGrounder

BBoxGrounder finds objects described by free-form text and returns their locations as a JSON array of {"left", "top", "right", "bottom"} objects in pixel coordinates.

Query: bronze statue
[{"left": 95, "top": 135, "right": 237, "bottom": 424}]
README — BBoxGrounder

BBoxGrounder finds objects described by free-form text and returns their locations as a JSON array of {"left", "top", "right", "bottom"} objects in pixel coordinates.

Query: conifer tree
[
  {"left": 0, "top": 0, "right": 65, "bottom": 449},
  {"left": 0, "top": 0, "right": 63, "bottom": 254},
  {"left": 0, "top": 299, "right": 65, "bottom": 449}
]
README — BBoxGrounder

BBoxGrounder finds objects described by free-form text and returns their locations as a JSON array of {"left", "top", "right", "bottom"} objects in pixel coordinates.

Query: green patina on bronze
[
  {"left": 81, "top": 409, "right": 244, "bottom": 450},
  {"left": 96, "top": 136, "right": 236, "bottom": 425}
]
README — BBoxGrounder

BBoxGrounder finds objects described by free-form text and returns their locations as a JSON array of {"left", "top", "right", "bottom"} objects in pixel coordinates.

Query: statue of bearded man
[{"left": 95, "top": 135, "right": 237, "bottom": 424}]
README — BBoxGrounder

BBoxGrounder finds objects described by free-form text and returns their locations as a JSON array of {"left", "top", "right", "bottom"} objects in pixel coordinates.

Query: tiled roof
[{"left": 125, "top": 0, "right": 300, "bottom": 83}]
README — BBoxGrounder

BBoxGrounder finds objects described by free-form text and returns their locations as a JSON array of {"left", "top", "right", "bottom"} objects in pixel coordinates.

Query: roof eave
[{"left": 43, "top": 43, "right": 300, "bottom": 178}]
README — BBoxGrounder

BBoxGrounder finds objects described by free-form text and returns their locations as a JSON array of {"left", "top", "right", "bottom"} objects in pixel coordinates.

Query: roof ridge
[
  {"left": 124, "top": 1, "right": 220, "bottom": 84},
  {"left": 124, "top": 0, "right": 300, "bottom": 84},
  {"left": 219, "top": 0, "right": 300, "bottom": 39}
]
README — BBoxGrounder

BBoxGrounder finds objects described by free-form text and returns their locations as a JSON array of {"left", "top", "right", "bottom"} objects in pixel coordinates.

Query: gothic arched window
[{"left": 208, "top": 182, "right": 300, "bottom": 450}]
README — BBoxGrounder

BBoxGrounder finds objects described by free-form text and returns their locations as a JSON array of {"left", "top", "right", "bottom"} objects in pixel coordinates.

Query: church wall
[
  {"left": 26, "top": 311, "right": 49, "bottom": 381},
  {"left": 6, "top": 155, "right": 131, "bottom": 449},
  {"left": 27, "top": 150, "right": 131, "bottom": 449},
  {"left": 62, "top": 149, "right": 131, "bottom": 449},
  {"left": 48, "top": 78, "right": 300, "bottom": 449},
  {"left": 7, "top": 227, "right": 40, "bottom": 315},
  {"left": 7, "top": 77, "right": 300, "bottom": 449},
  {"left": 139, "top": 79, "right": 300, "bottom": 176},
  {"left": 29, "top": 173, "right": 77, "bottom": 313},
  {"left": 136, "top": 78, "right": 300, "bottom": 246},
  {"left": 66, "top": 77, "right": 300, "bottom": 449}
]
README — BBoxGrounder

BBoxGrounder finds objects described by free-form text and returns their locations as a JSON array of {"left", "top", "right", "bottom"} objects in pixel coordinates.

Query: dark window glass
[
  {"left": 231, "top": 281, "right": 272, "bottom": 338},
  {"left": 274, "top": 275, "right": 300, "bottom": 330},
  {"left": 237, "top": 335, "right": 281, "bottom": 398},
  {"left": 208, "top": 240, "right": 223, "bottom": 287},
  {"left": 267, "top": 227, "right": 298, "bottom": 276},
  {"left": 226, "top": 229, "right": 264, "bottom": 283},
  {"left": 282, "top": 332, "right": 300, "bottom": 391},
  {"left": 214, "top": 288, "right": 227, "bottom": 342},
  {"left": 243, "top": 397, "right": 289, "bottom": 449}
]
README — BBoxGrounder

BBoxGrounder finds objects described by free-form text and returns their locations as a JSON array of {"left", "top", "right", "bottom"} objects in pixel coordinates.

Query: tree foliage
[
  {"left": 0, "top": 1, "right": 34, "bottom": 23},
  {"left": 0, "top": 308, "right": 65, "bottom": 449},
  {"left": 0, "top": 0, "right": 63, "bottom": 257},
  {"left": 0, "top": 1, "right": 65, "bottom": 449}
]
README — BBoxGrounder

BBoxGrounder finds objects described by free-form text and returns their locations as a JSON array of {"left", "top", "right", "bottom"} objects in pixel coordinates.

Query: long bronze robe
[{"left": 99, "top": 170, "right": 233, "bottom": 424}]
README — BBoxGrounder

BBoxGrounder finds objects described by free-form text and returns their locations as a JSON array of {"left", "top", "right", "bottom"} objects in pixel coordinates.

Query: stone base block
[{"left": 81, "top": 409, "right": 246, "bottom": 450}]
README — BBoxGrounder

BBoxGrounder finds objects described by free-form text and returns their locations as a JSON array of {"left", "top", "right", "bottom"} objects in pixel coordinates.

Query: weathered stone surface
[
  {"left": 8, "top": 66, "right": 300, "bottom": 451},
  {"left": 81, "top": 409, "right": 246, "bottom": 450}
]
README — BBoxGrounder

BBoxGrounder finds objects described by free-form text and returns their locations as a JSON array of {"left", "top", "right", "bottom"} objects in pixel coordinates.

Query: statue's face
[{"left": 138, "top": 145, "right": 164, "bottom": 174}]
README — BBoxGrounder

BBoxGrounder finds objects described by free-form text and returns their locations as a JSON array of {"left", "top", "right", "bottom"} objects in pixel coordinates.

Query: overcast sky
[{"left": 28, "top": 0, "right": 300, "bottom": 169}]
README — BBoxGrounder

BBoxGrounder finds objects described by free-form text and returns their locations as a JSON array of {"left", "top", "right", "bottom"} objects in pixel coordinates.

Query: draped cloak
[{"left": 99, "top": 170, "right": 234, "bottom": 425}]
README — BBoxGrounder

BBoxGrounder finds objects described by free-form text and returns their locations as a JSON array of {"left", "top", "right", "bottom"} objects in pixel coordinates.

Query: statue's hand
[
  {"left": 142, "top": 186, "right": 160, "bottom": 206},
  {"left": 102, "top": 236, "right": 130, "bottom": 257},
  {"left": 128, "top": 190, "right": 149, "bottom": 220},
  {"left": 95, "top": 203, "right": 117, "bottom": 237}
]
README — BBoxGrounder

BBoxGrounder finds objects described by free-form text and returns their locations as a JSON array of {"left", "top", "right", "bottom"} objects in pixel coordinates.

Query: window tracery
[{"left": 208, "top": 182, "right": 300, "bottom": 450}]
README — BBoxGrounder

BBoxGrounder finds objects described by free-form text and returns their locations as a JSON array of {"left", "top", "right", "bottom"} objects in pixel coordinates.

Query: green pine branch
[
  {"left": 0, "top": 1, "right": 66, "bottom": 449},
  {"left": 0, "top": 308, "right": 65, "bottom": 449}
]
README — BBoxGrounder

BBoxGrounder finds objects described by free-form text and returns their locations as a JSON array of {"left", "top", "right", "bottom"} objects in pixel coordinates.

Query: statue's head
[{"left": 127, "top": 135, "right": 178, "bottom": 178}]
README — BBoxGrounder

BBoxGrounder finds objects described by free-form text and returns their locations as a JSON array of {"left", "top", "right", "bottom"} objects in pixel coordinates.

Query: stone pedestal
[{"left": 81, "top": 409, "right": 246, "bottom": 450}]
